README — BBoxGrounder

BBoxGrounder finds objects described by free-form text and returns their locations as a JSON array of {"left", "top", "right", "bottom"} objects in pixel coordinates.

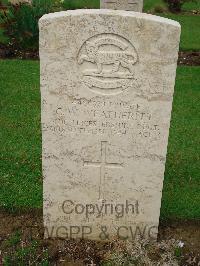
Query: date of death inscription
[{"left": 42, "top": 99, "right": 161, "bottom": 140}]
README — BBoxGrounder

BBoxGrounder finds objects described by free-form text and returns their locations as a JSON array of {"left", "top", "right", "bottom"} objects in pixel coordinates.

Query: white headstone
[
  {"left": 9, "top": 0, "right": 31, "bottom": 4},
  {"left": 40, "top": 10, "right": 180, "bottom": 241},
  {"left": 100, "top": 0, "right": 143, "bottom": 12}
]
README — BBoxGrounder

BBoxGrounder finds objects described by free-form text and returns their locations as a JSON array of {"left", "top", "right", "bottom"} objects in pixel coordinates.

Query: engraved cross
[{"left": 84, "top": 141, "right": 123, "bottom": 200}]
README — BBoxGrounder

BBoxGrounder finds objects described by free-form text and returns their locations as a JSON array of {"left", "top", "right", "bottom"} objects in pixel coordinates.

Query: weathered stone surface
[
  {"left": 100, "top": 0, "right": 143, "bottom": 12},
  {"left": 40, "top": 10, "right": 180, "bottom": 241}
]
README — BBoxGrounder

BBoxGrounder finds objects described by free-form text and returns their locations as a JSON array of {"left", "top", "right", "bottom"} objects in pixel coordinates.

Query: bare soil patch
[
  {"left": 178, "top": 51, "right": 200, "bottom": 66},
  {"left": 0, "top": 210, "right": 199, "bottom": 265},
  {"left": 0, "top": 44, "right": 39, "bottom": 60}
]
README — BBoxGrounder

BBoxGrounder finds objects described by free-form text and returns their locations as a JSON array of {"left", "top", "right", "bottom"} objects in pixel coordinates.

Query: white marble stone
[
  {"left": 100, "top": 0, "right": 143, "bottom": 12},
  {"left": 40, "top": 10, "right": 180, "bottom": 241}
]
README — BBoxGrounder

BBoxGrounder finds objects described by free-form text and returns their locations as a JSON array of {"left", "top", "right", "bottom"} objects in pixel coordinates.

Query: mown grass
[
  {"left": 0, "top": 60, "right": 199, "bottom": 220},
  {"left": 0, "top": 60, "right": 42, "bottom": 209},
  {"left": 182, "top": 0, "right": 200, "bottom": 11},
  {"left": 161, "top": 66, "right": 200, "bottom": 219}
]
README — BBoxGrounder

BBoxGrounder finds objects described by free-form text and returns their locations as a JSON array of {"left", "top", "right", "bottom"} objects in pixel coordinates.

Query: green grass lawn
[
  {"left": 160, "top": 66, "right": 200, "bottom": 220},
  {"left": 0, "top": 60, "right": 199, "bottom": 220},
  {"left": 182, "top": 0, "right": 200, "bottom": 12},
  {"left": 0, "top": 60, "right": 42, "bottom": 209}
]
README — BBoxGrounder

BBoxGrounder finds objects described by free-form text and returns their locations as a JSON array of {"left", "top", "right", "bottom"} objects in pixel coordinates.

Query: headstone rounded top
[{"left": 39, "top": 9, "right": 180, "bottom": 29}]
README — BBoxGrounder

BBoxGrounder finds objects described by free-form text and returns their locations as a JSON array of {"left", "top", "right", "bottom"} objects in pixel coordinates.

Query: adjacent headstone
[
  {"left": 9, "top": 0, "right": 31, "bottom": 4},
  {"left": 40, "top": 10, "right": 180, "bottom": 241},
  {"left": 100, "top": 0, "right": 143, "bottom": 12}
]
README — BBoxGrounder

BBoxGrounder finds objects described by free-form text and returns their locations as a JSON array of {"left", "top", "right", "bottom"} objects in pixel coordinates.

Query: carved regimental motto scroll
[{"left": 77, "top": 33, "right": 138, "bottom": 95}]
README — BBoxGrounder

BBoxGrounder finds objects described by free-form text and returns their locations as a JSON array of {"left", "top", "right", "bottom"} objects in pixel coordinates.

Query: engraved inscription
[
  {"left": 84, "top": 141, "right": 123, "bottom": 199},
  {"left": 102, "top": 0, "right": 139, "bottom": 9},
  {"left": 128, "top": 0, "right": 138, "bottom": 4},
  {"left": 103, "top": 0, "right": 138, "bottom": 5},
  {"left": 43, "top": 99, "right": 161, "bottom": 141},
  {"left": 78, "top": 34, "right": 138, "bottom": 95},
  {"left": 104, "top": 0, "right": 116, "bottom": 2}
]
